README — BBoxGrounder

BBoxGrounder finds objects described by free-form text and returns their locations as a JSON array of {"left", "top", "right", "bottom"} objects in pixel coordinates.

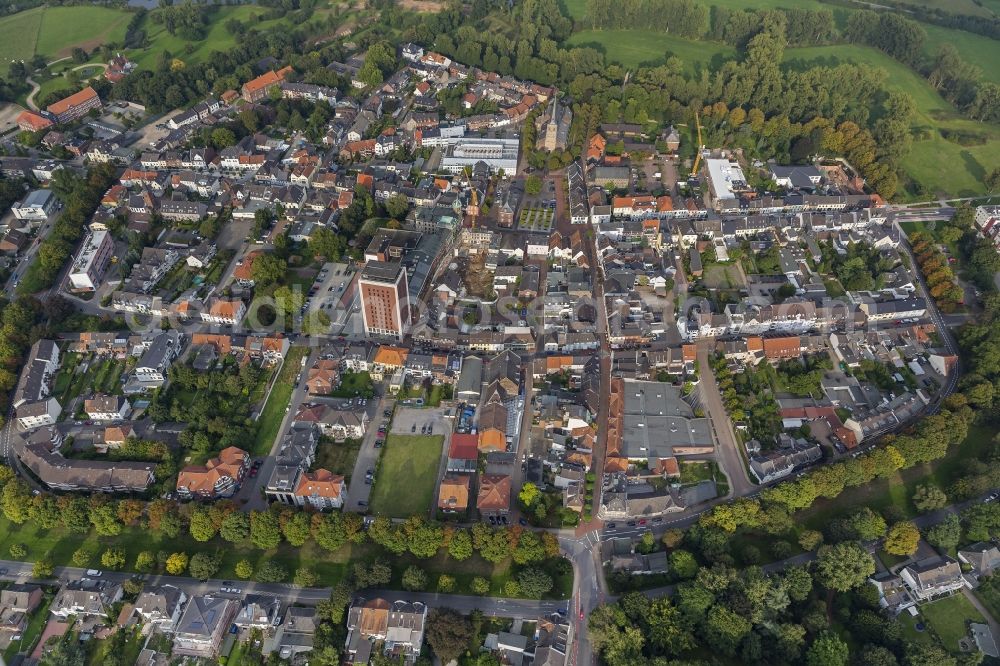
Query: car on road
[
  {"left": 411, "top": 424, "right": 416, "bottom": 432},
  {"left": 518, "top": 518, "right": 527, "bottom": 526},
  {"left": 358, "top": 500, "right": 368, "bottom": 507},
  {"left": 626, "top": 521, "right": 636, "bottom": 527},
  {"left": 638, "top": 519, "right": 647, "bottom": 526},
  {"left": 606, "top": 523, "right": 617, "bottom": 530},
  {"left": 374, "top": 440, "right": 383, "bottom": 448},
  {"left": 86, "top": 569, "right": 103, "bottom": 577},
  {"left": 579, "top": 610, "right": 585, "bottom": 620},
  {"left": 652, "top": 517, "right": 663, "bottom": 524}
]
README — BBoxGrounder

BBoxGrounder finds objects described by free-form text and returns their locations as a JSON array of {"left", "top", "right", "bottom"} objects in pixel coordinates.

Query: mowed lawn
[
  {"left": 919, "top": 594, "right": 985, "bottom": 652},
  {"left": 35, "top": 6, "right": 130, "bottom": 59},
  {"left": 369, "top": 434, "right": 443, "bottom": 518},
  {"left": 0, "top": 7, "right": 43, "bottom": 63},
  {"left": 567, "top": 30, "right": 735, "bottom": 72},
  {"left": 0, "top": 6, "right": 130, "bottom": 63},
  {"left": 784, "top": 44, "right": 1000, "bottom": 198}
]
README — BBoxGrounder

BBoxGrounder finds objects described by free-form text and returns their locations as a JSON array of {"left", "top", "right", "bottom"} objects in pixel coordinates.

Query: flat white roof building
[
  {"left": 12, "top": 189, "right": 56, "bottom": 221},
  {"left": 69, "top": 229, "right": 114, "bottom": 291},
  {"left": 705, "top": 158, "right": 748, "bottom": 208},
  {"left": 440, "top": 137, "right": 519, "bottom": 174}
]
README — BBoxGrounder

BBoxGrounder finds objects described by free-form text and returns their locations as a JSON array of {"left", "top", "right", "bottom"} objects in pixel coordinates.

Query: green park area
[{"left": 369, "top": 434, "right": 443, "bottom": 518}]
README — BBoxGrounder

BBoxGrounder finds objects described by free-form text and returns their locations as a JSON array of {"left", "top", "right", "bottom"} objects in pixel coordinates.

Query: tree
[
  {"left": 32, "top": 556, "right": 53, "bottom": 579},
  {"left": 426, "top": 609, "right": 474, "bottom": 664},
  {"left": 101, "top": 547, "right": 126, "bottom": 570},
  {"left": 402, "top": 565, "right": 428, "bottom": 591},
  {"left": 662, "top": 529, "right": 684, "bottom": 548},
  {"left": 704, "top": 605, "right": 751, "bottom": 655},
  {"left": 884, "top": 521, "right": 920, "bottom": 556},
  {"left": 526, "top": 174, "right": 543, "bottom": 195},
  {"left": 986, "top": 167, "right": 1000, "bottom": 193},
  {"left": 71, "top": 547, "right": 94, "bottom": 567},
  {"left": 165, "top": 552, "right": 189, "bottom": 575},
  {"left": 211, "top": 127, "right": 236, "bottom": 149},
  {"left": 518, "top": 482, "right": 542, "bottom": 508},
  {"left": 517, "top": 567, "right": 554, "bottom": 598},
  {"left": 89, "top": 501, "right": 122, "bottom": 536},
  {"left": 512, "top": 531, "right": 546, "bottom": 564},
  {"left": 116, "top": 499, "right": 143, "bottom": 526},
  {"left": 470, "top": 577, "right": 490, "bottom": 595},
  {"left": 448, "top": 529, "right": 474, "bottom": 561},
  {"left": 188, "top": 552, "right": 221, "bottom": 579},
  {"left": 235, "top": 559, "right": 254, "bottom": 579},
  {"left": 219, "top": 511, "right": 250, "bottom": 542},
  {"left": 785, "top": 566, "right": 814, "bottom": 602},
  {"left": 814, "top": 542, "right": 876, "bottom": 592},
  {"left": 9, "top": 543, "right": 26, "bottom": 558},
  {"left": 806, "top": 631, "right": 849, "bottom": 666},
  {"left": 294, "top": 567, "right": 318, "bottom": 587},
  {"left": 250, "top": 253, "right": 287, "bottom": 288},
  {"left": 135, "top": 551, "right": 155, "bottom": 572},
  {"left": 189, "top": 506, "right": 218, "bottom": 542},
  {"left": 849, "top": 507, "right": 887, "bottom": 541},
  {"left": 669, "top": 549, "right": 699, "bottom": 579},
  {"left": 1, "top": 480, "right": 32, "bottom": 524},
  {"left": 385, "top": 193, "right": 410, "bottom": 220},
  {"left": 256, "top": 561, "right": 288, "bottom": 583},
  {"left": 281, "top": 511, "right": 312, "bottom": 547},
  {"left": 250, "top": 510, "right": 282, "bottom": 549},
  {"left": 924, "top": 514, "right": 961, "bottom": 551},
  {"left": 912, "top": 484, "right": 948, "bottom": 512},
  {"left": 647, "top": 597, "right": 695, "bottom": 655}
]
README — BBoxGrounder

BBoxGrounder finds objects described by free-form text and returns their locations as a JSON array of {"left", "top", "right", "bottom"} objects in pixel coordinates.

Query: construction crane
[{"left": 690, "top": 109, "right": 704, "bottom": 178}]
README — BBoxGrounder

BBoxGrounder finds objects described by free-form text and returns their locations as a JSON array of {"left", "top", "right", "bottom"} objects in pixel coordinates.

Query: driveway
[{"left": 343, "top": 394, "right": 394, "bottom": 512}]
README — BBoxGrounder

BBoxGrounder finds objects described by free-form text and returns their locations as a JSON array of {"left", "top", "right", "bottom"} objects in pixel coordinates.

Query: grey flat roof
[{"left": 360, "top": 260, "right": 403, "bottom": 282}]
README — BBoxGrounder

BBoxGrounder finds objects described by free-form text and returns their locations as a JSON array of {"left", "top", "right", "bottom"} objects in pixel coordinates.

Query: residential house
[
  {"left": 84, "top": 394, "right": 130, "bottom": 421},
  {"left": 235, "top": 595, "right": 282, "bottom": 631},
  {"left": 172, "top": 596, "right": 240, "bottom": 658},
  {"left": 477, "top": 474, "right": 511, "bottom": 518},
  {"left": 294, "top": 469, "right": 346, "bottom": 511},
  {"left": 346, "top": 598, "right": 427, "bottom": 664},
  {"left": 133, "top": 585, "right": 187, "bottom": 631},
  {"left": 306, "top": 359, "right": 340, "bottom": 395},
  {"left": 176, "top": 447, "right": 249, "bottom": 499},
  {"left": 958, "top": 543, "right": 1000, "bottom": 580},
  {"left": 437, "top": 474, "right": 471, "bottom": 513},
  {"left": 446, "top": 433, "right": 479, "bottom": 473},
  {"left": 899, "top": 556, "right": 966, "bottom": 601},
  {"left": 51, "top": 580, "right": 123, "bottom": 620}
]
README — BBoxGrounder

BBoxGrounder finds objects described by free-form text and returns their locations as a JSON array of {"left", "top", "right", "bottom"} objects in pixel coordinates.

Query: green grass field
[
  {"left": 919, "top": 594, "right": 984, "bottom": 652},
  {"left": 567, "top": 29, "right": 735, "bottom": 71},
  {"left": 128, "top": 6, "right": 291, "bottom": 71},
  {"left": 0, "top": 6, "right": 130, "bottom": 63},
  {"left": 784, "top": 44, "right": 1000, "bottom": 198},
  {"left": 0, "top": 7, "right": 43, "bottom": 64},
  {"left": 922, "top": 24, "right": 1000, "bottom": 85},
  {"left": 369, "top": 434, "right": 443, "bottom": 518},
  {"left": 36, "top": 7, "right": 130, "bottom": 59}
]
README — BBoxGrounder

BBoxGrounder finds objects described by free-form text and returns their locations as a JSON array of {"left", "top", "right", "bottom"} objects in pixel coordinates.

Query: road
[
  {"left": 695, "top": 341, "right": 755, "bottom": 497},
  {"left": 0, "top": 560, "right": 567, "bottom": 618}
]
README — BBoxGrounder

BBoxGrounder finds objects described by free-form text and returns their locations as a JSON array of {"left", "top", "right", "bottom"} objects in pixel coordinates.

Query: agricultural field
[
  {"left": 369, "top": 434, "right": 443, "bottom": 518},
  {"left": 0, "top": 6, "right": 130, "bottom": 63},
  {"left": 566, "top": 30, "right": 735, "bottom": 71}
]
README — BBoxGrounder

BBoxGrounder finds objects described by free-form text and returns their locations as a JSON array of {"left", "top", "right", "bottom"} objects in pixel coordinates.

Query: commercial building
[
  {"left": 68, "top": 229, "right": 115, "bottom": 291},
  {"left": 704, "top": 157, "right": 749, "bottom": 210},
  {"left": 12, "top": 189, "right": 56, "bottom": 221},
  {"left": 46, "top": 86, "right": 102, "bottom": 124},
  {"left": 242, "top": 66, "right": 294, "bottom": 103},
  {"left": 440, "top": 137, "right": 519, "bottom": 174},
  {"left": 359, "top": 261, "right": 410, "bottom": 339},
  {"left": 16, "top": 110, "right": 53, "bottom": 133}
]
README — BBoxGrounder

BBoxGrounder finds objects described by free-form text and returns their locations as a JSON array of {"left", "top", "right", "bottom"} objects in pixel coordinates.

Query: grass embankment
[
  {"left": 250, "top": 346, "right": 310, "bottom": 457},
  {"left": 783, "top": 44, "right": 1000, "bottom": 199},
  {"left": 369, "top": 434, "right": 443, "bottom": 518}
]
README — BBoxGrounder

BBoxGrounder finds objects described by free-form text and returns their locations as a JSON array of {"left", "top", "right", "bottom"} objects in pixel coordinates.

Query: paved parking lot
[{"left": 390, "top": 406, "right": 451, "bottom": 436}]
